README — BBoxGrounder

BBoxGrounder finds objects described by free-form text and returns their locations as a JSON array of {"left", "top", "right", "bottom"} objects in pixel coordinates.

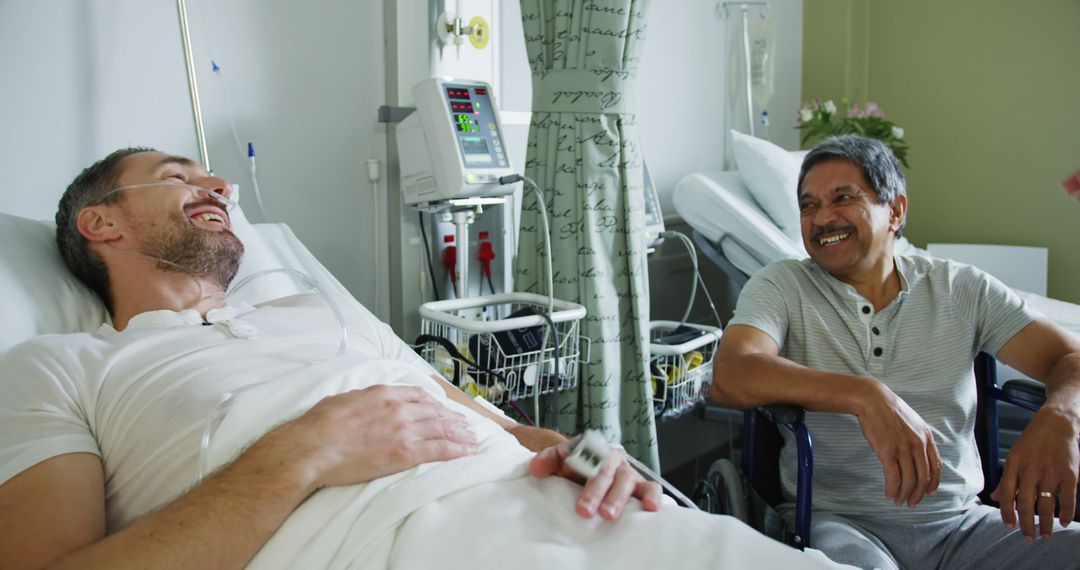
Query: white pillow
[
  {"left": 730, "top": 130, "right": 803, "bottom": 242},
  {"left": 0, "top": 212, "right": 111, "bottom": 354}
]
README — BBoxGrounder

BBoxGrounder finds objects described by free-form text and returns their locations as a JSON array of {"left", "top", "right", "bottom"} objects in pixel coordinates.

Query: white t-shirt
[{"left": 0, "top": 293, "right": 438, "bottom": 532}]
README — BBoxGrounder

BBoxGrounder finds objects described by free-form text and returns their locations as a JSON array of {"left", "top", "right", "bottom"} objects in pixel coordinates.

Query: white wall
[
  {"left": 0, "top": 0, "right": 388, "bottom": 316},
  {"left": 499, "top": 0, "right": 803, "bottom": 216}
]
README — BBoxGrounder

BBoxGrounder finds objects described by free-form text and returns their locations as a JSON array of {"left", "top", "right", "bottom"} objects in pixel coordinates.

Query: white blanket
[{"left": 205, "top": 358, "right": 849, "bottom": 569}]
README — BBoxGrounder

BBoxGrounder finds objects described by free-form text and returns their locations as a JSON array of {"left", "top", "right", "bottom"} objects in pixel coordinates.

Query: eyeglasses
[{"left": 92, "top": 182, "right": 238, "bottom": 211}]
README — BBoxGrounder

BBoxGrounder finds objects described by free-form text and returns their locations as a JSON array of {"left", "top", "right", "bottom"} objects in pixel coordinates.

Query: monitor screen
[{"left": 443, "top": 83, "right": 507, "bottom": 170}]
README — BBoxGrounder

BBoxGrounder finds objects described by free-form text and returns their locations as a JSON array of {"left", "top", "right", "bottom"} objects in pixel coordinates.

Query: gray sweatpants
[{"left": 781, "top": 504, "right": 1080, "bottom": 570}]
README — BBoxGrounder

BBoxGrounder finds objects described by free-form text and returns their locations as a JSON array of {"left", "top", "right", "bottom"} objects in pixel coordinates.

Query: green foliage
[{"left": 797, "top": 99, "right": 910, "bottom": 168}]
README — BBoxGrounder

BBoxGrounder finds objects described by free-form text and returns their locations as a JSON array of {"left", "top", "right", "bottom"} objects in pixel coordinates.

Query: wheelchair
[{"left": 692, "top": 352, "right": 1059, "bottom": 550}]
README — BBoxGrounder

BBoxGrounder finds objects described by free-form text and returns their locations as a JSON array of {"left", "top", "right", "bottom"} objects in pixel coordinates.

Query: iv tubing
[
  {"left": 247, "top": 143, "right": 271, "bottom": 221},
  {"left": 211, "top": 61, "right": 245, "bottom": 157},
  {"left": 741, "top": 6, "right": 755, "bottom": 137}
]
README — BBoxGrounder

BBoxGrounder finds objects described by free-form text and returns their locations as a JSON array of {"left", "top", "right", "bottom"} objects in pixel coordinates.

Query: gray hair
[
  {"left": 55, "top": 147, "right": 156, "bottom": 311},
  {"left": 796, "top": 135, "right": 907, "bottom": 237}
]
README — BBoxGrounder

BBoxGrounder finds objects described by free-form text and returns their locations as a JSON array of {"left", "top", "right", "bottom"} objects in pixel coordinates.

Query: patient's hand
[
  {"left": 528, "top": 439, "right": 663, "bottom": 520},
  {"left": 992, "top": 405, "right": 1079, "bottom": 540},
  {"left": 268, "top": 385, "right": 478, "bottom": 491},
  {"left": 855, "top": 381, "right": 942, "bottom": 509}
]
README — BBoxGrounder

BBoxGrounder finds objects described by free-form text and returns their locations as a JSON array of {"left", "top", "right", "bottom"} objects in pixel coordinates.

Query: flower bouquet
[{"left": 797, "top": 99, "right": 910, "bottom": 167}]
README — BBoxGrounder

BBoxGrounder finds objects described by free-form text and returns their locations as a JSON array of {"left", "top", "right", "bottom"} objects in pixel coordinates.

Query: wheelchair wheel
[{"left": 707, "top": 458, "right": 749, "bottom": 524}]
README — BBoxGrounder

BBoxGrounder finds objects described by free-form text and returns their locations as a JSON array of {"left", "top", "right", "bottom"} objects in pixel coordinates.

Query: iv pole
[
  {"left": 176, "top": 0, "right": 212, "bottom": 172},
  {"left": 719, "top": 2, "right": 771, "bottom": 138}
]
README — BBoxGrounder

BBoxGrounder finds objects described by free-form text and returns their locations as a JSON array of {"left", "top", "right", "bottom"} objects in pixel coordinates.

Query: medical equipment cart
[
  {"left": 417, "top": 292, "right": 588, "bottom": 406},
  {"left": 649, "top": 321, "right": 722, "bottom": 419}
]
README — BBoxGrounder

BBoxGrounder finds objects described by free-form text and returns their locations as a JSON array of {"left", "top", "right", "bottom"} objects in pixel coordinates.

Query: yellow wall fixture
[{"left": 803, "top": 0, "right": 1080, "bottom": 303}]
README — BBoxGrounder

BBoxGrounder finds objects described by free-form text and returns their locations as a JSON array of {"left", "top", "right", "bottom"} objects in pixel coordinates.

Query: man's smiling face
[
  {"left": 106, "top": 151, "right": 244, "bottom": 289},
  {"left": 798, "top": 158, "right": 905, "bottom": 282}
]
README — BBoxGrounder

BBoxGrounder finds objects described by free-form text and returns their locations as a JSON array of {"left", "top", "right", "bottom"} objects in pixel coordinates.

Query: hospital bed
[{"left": 1, "top": 190, "right": 859, "bottom": 569}]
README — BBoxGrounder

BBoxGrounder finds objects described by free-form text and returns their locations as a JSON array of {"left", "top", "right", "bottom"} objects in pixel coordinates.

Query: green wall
[{"left": 803, "top": 0, "right": 1080, "bottom": 302}]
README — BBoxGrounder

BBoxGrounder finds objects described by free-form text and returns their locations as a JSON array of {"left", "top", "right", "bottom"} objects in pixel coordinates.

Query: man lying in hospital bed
[{"left": 0, "top": 148, "right": 851, "bottom": 569}]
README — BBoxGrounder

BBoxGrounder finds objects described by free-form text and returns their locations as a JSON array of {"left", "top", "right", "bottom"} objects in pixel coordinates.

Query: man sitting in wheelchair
[{"left": 712, "top": 135, "right": 1080, "bottom": 570}]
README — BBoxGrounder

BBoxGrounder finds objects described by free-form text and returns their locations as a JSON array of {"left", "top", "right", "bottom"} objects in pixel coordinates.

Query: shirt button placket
[
  {"left": 870, "top": 319, "right": 885, "bottom": 373},
  {"left": 858, "top": 303, "right": 875, "bottom": 365}
]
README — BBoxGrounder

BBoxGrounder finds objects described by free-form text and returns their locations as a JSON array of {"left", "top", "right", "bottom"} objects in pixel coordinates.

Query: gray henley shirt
[{"left": 728, "top": 255, "right": 1040, "bottom": 521}]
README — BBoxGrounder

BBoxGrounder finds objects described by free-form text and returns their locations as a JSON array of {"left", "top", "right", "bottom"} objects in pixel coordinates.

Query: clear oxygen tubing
[
  {"left": 226, "top": 267, "right": 350, "bottom": 358},
  {"left": 659, "top": 230, "right": 724, "bottom": 329},
  {"left": 195, "top": 268, "right": 350, "bottom": 483},
  {"left": 500, "top": 174, "right": 556, "bottom": 425},
  {"left": 96, "top": 182, "right": 238, "bottom": 212},
  {"left": 195, "top": 268, "right": 352, "bottom": 483}
]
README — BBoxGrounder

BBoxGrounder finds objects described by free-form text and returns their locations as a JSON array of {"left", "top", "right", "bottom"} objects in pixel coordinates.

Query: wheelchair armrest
[
  {"left": 1001, "top": 379, "right": 1046, "bottom": 410},
  {"left": 759, "top": 404, "right": 805, "bottom": 426}
]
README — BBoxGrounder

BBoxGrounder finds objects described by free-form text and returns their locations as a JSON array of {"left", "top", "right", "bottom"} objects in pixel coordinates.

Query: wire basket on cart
[
  {"left": 649, "top": 321, "right": 722, "bottom": 419},
  {"left": 417, "top": 292, "right": 589, "bottom": 406}
]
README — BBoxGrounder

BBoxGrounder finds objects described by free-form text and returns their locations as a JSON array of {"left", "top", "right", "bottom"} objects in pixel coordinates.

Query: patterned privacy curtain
[{"left": 514, "top": 0, "right": 657, "bottom": 469}]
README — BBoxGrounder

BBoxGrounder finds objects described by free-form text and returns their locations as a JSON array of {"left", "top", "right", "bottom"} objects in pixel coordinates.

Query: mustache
[
  {"left": 810, "top": 224, "right": 855, "bottom": 242},
  {"left": 184, "top": 197, "right": 229, "bottom": 213}
]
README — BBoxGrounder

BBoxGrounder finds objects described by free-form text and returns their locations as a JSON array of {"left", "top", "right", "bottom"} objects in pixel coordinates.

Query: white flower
[
  {"left": 823, "top": 100, "right": 837, "bottom": 114},
  {"left": 800, "top": 108, "right": 813, "bottom": 123},
  {"left": 891, "top": 126, "right": 904, "bottom": 140}
]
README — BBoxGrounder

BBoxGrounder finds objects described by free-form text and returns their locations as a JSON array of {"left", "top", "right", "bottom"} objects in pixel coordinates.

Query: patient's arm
[
  {"left": 0, "top": 453, "right": 104, "bottom": 569},
  {"left": 713, "top": 324, "right": 942, "bottom": 509},
  {"left": 0, "top": 385, "right": 476, "bottom": 570},
  {"left": 992, "top": 318, "right": 1080, "bottom": 539},
  {"left": 431, "top": 374, "right": 662, "bottom": 519}
]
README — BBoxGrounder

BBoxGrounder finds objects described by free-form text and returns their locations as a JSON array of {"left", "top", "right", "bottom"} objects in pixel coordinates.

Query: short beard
[{"left": 141, "top": 212, "right": 245, "bottom": 290}]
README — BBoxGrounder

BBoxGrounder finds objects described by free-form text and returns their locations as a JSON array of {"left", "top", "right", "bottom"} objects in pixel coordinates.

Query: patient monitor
[{"left": 397, "top": 78, "right": 515, "bottom": 205}]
